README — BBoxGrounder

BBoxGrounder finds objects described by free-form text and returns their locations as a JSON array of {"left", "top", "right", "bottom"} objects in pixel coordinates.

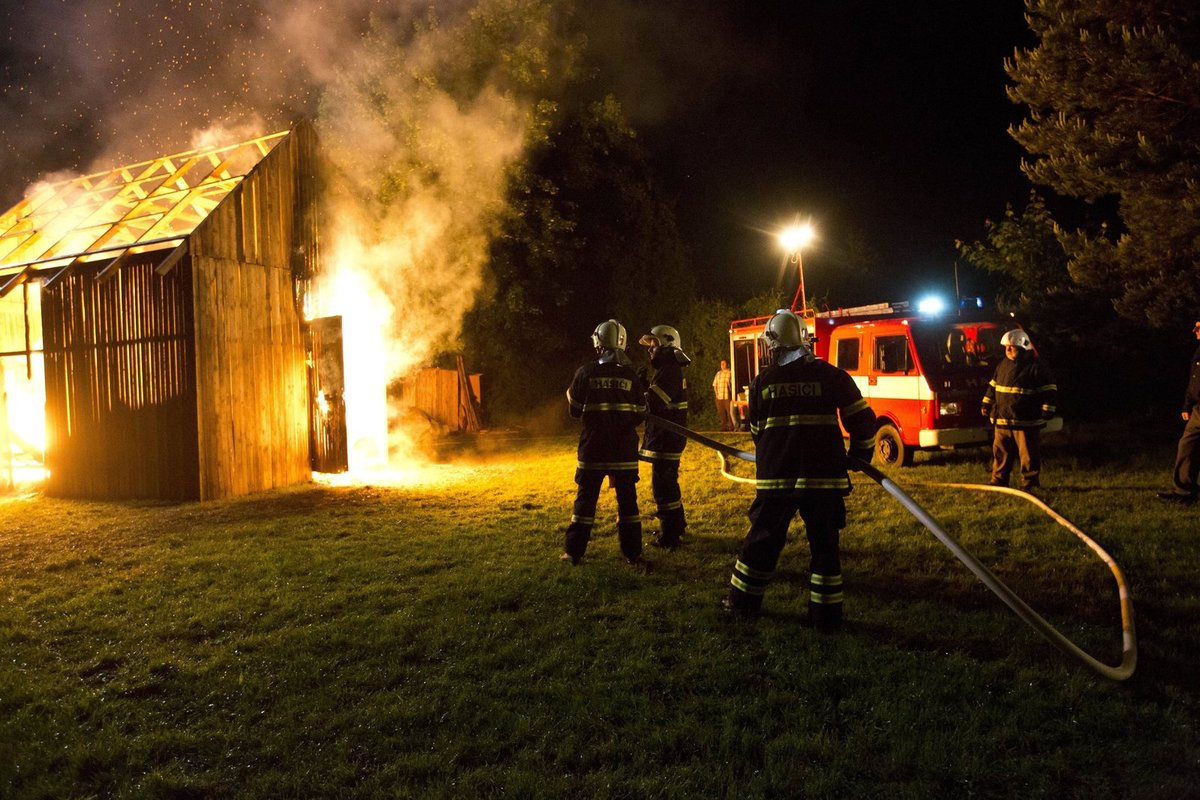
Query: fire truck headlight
[{"left": 939, "top": 401, "right": 961, "bottom": 417}]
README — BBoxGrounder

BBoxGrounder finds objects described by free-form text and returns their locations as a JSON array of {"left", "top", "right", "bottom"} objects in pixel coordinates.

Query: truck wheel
[{"left": 875, "top": 424, "right": 913, "bottom": 467}]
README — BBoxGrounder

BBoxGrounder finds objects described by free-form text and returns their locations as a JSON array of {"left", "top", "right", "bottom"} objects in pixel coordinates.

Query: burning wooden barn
[{"left": 0, "top": 124, "right": 324, "bottom": 500}]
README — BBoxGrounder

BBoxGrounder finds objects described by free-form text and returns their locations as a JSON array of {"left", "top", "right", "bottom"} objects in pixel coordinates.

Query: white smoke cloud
[{"left": 1, "top": 0, "right": 550, "bottom": 468}]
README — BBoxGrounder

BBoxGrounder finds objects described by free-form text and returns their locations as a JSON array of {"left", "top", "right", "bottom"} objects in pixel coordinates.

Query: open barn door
[{"left": 307, "top": 315, "right": 348, "bottom": 473}]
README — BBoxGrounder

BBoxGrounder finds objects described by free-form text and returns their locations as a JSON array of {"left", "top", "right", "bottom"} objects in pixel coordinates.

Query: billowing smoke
[{"left": 1, "top": 0, "right": 554, "bottom": 470}]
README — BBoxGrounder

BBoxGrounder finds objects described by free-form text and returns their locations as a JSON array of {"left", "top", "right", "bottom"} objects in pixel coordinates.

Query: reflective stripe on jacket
[{"left": 749, "top": 354, "right": 876, "bottom": 495}]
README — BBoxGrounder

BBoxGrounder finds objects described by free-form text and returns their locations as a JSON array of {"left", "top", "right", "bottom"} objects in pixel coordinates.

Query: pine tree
[{"left": 1006, "top": 0, "right": 1200, "bottom": 326}]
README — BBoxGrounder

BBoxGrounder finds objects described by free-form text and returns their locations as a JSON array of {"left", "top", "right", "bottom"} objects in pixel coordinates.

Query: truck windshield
[{"left": 908, "top": 320, "right": 1016, "bottom": 376}]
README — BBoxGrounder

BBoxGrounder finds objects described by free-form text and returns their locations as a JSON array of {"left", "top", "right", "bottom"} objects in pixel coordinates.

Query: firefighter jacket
[
  {"left": 1183, "top": 344, "right": 1200, "bottom": 414},
  {"left": 748, "top": 352, "right": 877, "bottom": 495},
  {"left": 567, "top": 357, "right": 646, "bottom": 472},
  {"left": 981, "top": 352, "right": 1057, "bottom": 428},
  {"left": 640, "top": 347, "right": 689, "bottom": 461}
]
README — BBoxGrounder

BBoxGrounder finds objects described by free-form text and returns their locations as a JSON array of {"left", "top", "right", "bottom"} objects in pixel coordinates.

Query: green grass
[{"left": 2, "top": 423, "right": 1198, "bottom": 799}]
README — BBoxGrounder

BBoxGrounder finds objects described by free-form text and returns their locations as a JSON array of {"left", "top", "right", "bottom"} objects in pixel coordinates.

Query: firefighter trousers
[
  {"left": 1172, "top": 412, "right": 1200, "bottom": 495},
  {"left": 649, "top": 459, "right": 686, "bottom": 545},
  {"left": 565, "top": 469, "right": 642, "bottom": 561},
  {"left": 727, "top": 493, "right": 845, "bottom": 629},
  {"left": 992, "top": 426, "right": 1042, "bottom": 488}
]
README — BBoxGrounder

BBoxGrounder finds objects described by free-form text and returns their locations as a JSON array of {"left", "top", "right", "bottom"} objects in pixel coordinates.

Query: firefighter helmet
[
  {"left": 1000, "top": 329, "right": 1032, "bottom": 351},
  {"left": 592, "top": 319, "right": 627, "bottom": 352},
  {"left": 763, "top": 309, "right": 808, "bottom": 350},
  {"left": 638, "top": 324, "right": 682, "bottom": 350}
]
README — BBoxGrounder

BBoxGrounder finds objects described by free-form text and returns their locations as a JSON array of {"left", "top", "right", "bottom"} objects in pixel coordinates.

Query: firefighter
[
  {"left": 638, "top": 324, "right": 692, "bottom": 549},
  {"left": 562, "top": 320, "right": 647, "bottom": 565},
  {"left": 722, "top": 309, "right": 877, "bottom": 631},
  {"left": 1157, "top": 317, "right": 1200, "bottom": 504},
  {"left": 980, "top": 329, "right": 1057, "bottom": 490}
]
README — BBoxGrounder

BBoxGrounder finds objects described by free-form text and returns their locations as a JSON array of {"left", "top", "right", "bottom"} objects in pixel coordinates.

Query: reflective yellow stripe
[
  {"left": 809, "top": 591, "right": 844, "bottom": 604},
  {"left": 842, "top": 398, "right": 869, "bottom": 416},
  {"left": 657, "top": 500, "right": 683, "bottom": 512},
  {"left": 570, "top": 515, "right": 594, "bottom": 525},
  {"left": 651, "top": 385, "right": 671, "bottom": 404},
  {"left": 749, "top": 422, "right": 762, "bottom": 435},
  {"left": 618, "top": 514, "right": 643, "bottom": 524},
  {"left": 666, "top": 400, "right": 688, "bottom": 410},
  {"left": 584, "top": 403, "right": 645, "bottom": 412},
  {"left": 735, "top": 559, "right": 774, "bottom": 581},
  {"left": 809, "top": 573, "right": 843, "bottom": 586},
  {"left": 992, "top": 419, "right": 1046, "bottom": 428},
  {"left": 730, "top": 575, "right": 767, "bottom": 595},
  {"left": 756, "top": 477, "right": 850, "bottom": 490},
  {"left": 639, "top": 449, "right": 682, "bottom": 461},
  {"left": 578, "top": 461, "right": 640, "bottom": 470},
  {"left": 994, "top": 386, "right": 1036, "bottom": 395},
  {"left": 761, "top": 414, "right": 838, "bottom": 429}
]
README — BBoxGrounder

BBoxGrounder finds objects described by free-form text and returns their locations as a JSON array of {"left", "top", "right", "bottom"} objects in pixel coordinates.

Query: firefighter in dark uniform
[
  {"left": 1158, "top": 317, "right": 1200, "bottom": 504},
  {"left": 562, "top": 320, "right": 647, "bottom": 565},
  {"left": 980, "top": 329, "right": 1057, "bottom": 490},
  {"left": 637, "top": 324, "right": 691, "bottom": 549},
  {"left": 722, "top": 309, "right": 877, "bottom": 632}
]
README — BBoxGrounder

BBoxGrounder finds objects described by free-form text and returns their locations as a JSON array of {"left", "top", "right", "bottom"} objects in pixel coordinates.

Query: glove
[{"left": 980, "top": 407, "right": 989, "bottom": 418}]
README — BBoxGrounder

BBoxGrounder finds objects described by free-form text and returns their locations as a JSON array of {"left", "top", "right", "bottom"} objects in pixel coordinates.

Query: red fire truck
[{"left": 728, "top": 301, "right": 1061, "bottom": 465}]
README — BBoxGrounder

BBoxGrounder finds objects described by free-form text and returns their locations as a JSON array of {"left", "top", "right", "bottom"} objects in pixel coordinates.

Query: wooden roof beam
[{"left": 0, "top": 266, "right": 32, "bottom": 298}]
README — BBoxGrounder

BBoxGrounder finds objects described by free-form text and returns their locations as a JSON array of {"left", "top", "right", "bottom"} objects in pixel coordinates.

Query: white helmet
[
  {"left": 1000, "top": 329, "right": 1032, "bottom": 351},
  {"left": 592, "top": 319, "right": 627, "bottom": 352},
  {"left": 638, "top": 324, "right": 682, "bottom": 350},
  {"left": 763, "top": 309, "right": 809, "bottom": 350}
]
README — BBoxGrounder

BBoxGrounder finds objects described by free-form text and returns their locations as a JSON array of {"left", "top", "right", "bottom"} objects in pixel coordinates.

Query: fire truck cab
[{"left": 729, "top": 301, "right": 1060, "bottom": 465}]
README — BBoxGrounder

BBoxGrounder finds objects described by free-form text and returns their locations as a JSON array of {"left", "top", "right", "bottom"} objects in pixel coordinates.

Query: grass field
[{"left": 2, "top": 422, "right": 1199, "bottom": 799}]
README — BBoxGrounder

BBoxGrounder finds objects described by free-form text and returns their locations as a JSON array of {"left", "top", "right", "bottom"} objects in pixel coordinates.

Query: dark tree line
[{"left": 960, "top": 0, "right": 1200, "bottom": 418}]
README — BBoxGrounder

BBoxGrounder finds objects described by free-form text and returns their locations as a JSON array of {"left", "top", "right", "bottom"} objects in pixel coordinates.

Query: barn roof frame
[{"left": 0, "top": 130, "right": 290, "bottom": 295}]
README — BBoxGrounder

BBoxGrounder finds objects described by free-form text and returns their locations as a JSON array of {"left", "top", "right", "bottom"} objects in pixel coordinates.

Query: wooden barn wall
[
  {"left": 41, "top": 259, "right": 200, "bottom": 500},
  {"left": 189, "top": 128, "right": 316, "bottom": 500},
  {"left": 398, "top": 368, "right": 482, "bottom": 432}
]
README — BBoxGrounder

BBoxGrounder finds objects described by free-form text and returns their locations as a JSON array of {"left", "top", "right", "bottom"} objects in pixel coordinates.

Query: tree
[
  {"left": 959, "top": 194, "right": 1177, "bottom": 417},
  {"left": 465, "top": 93, "right": 696, "bottom": 423},
  {"left": 1006, "top": 1, "right": 1200, "bottom": 327}
]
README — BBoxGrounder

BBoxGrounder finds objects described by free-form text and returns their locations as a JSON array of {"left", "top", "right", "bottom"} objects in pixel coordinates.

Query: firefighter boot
[
  {"left": 721, "top": 587, "right": 762, "bottom": 619},
  {"left": 809, "top": 599, "right": 842, "bottom": 634},
  {"left": 651, "top": 508, "right": 686, "bottom": 549}
]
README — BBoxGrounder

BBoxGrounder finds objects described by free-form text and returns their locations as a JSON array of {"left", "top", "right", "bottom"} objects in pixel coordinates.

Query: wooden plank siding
[
  {"left": 189, "top": 126, "right": 314, "bottom": 500},
  {"left": 37, "top": 123, "right": 320, "bottom": 501},
  {"left": 41, "top": 259, "right": 199, "bottom": 499}
]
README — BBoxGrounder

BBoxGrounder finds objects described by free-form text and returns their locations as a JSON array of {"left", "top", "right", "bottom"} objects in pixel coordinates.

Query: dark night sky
[
  {"left": 587, "top": 1, "right": 1036, "bottom": 304},
  {"left": 0, "top": 0, "right": 1036, "bottom": 307}
]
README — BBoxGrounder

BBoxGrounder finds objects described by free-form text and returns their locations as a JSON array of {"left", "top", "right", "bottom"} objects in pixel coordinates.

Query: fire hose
[{"left": 643, "top": 413, "right": 1137, "bottom": 681}]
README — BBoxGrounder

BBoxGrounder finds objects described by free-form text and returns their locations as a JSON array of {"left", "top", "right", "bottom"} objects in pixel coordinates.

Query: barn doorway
[{"left": 307, "top": 315, "right": 349, "bottom": 473}]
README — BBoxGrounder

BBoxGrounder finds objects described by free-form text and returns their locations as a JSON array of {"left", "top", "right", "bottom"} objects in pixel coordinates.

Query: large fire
[
  {"left": 307, "top": 245, "right": 450, "bottom": 487},
  {"left": 1, "top": 281, "right": 47, "bottom": 489}
]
